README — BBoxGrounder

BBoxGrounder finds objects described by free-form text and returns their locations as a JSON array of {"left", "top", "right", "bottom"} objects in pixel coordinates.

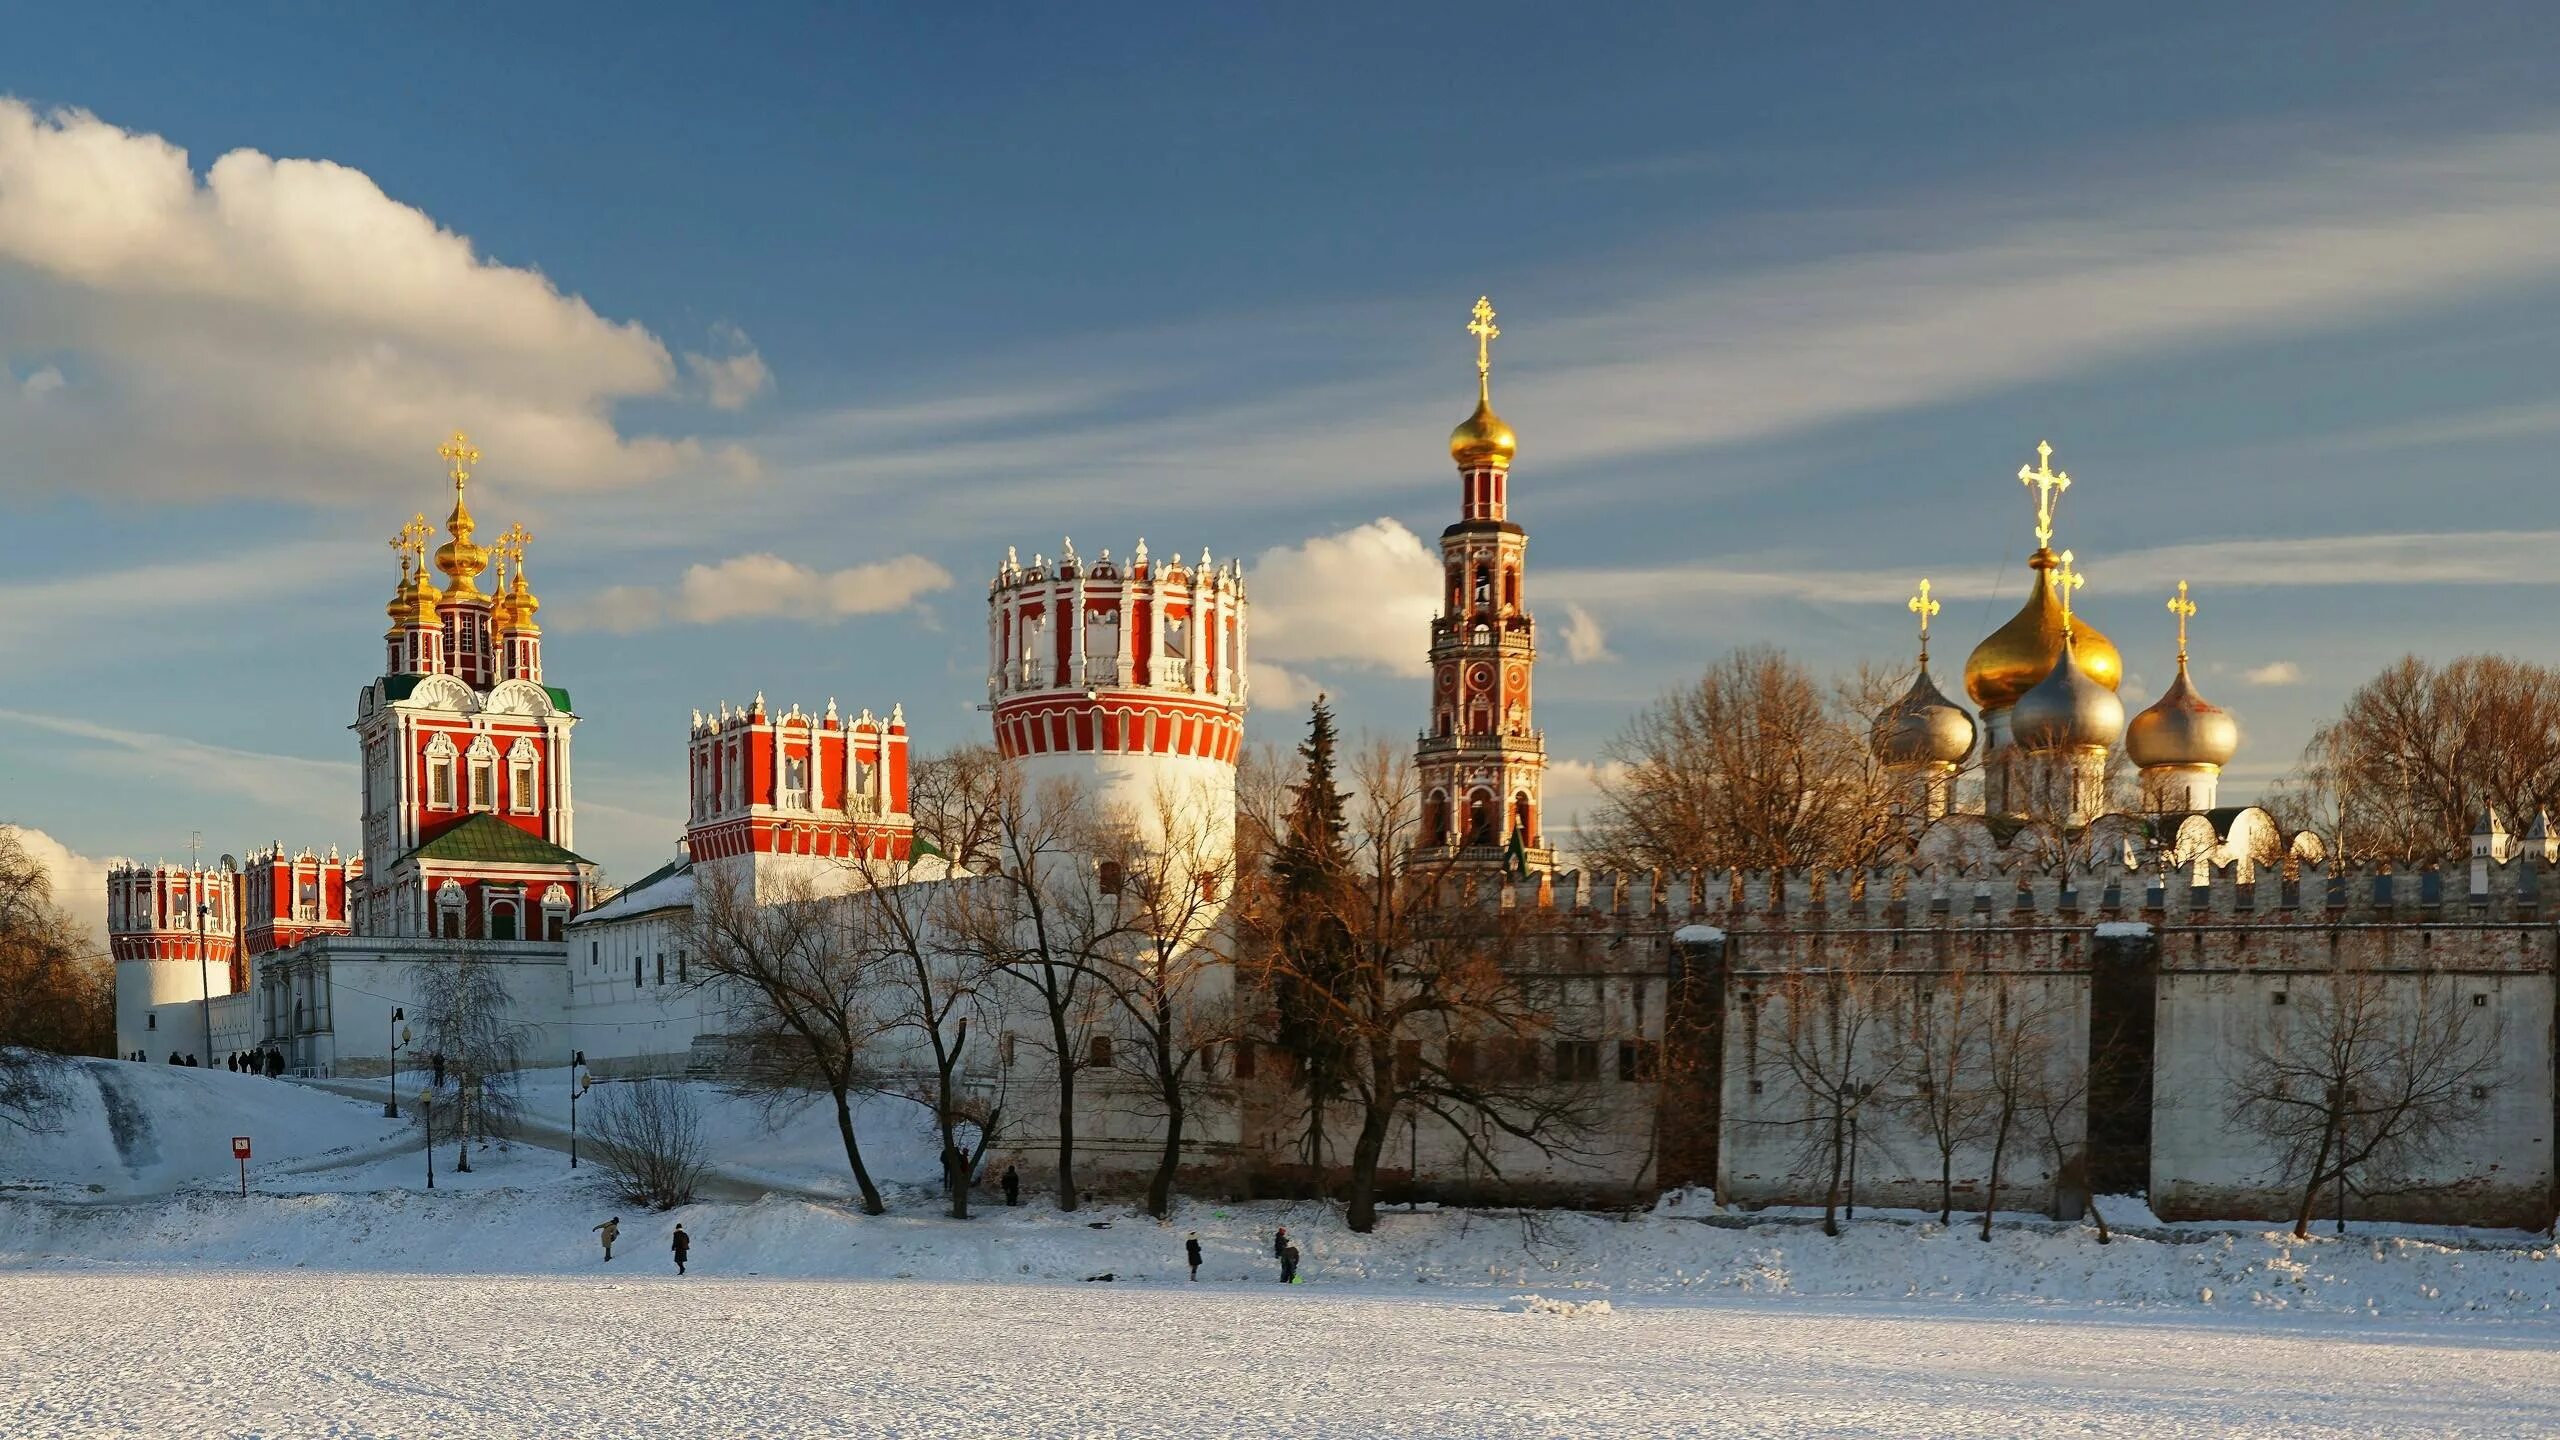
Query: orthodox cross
[
  {"left": 388, "top": 525, "right": 413, "bottom": 581},
  {"left": 1907, "top": 578, "right": 1940, "bottom": 665},
  {"left": 1468, "top": 296, "right": 1500, "bottom": 382},
  {"left": 2168, "top": 579, "right": 2197, "bottom": 666},
  {"left": 438, "top": 431, "right": 481, "bottom": 492},
  {"left": 2054, "top": 549, "right": 2085, "bottom": 638},
  {"left": 499, "top": 522, "right": 534, "bottom": 578},
  {"left": 2017, "top": 439, "right": 2070, "bottom": 550}
]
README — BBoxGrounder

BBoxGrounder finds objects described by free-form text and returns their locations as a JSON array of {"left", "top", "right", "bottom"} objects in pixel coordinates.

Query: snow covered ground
[
  {"left": 8, "top": 1269, "right": 2560, "bottom": 1438},
  {"left": 14, "top": 1060, "right": 2560, "bottom": 1434}
]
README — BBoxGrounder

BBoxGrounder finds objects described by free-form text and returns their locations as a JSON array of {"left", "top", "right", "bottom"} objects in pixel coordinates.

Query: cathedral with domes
[{"left": 1875, "top": 441, "right": 2302, "bottom": 880}]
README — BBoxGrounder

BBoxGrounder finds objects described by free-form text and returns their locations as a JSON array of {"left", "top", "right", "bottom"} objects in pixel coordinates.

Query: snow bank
[{"left": 0, "top": 1059, "right": 410, "bottom": 1197}]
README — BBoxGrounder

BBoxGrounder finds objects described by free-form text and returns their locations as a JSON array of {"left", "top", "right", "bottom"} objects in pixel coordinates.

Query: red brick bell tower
[{"left": 1414, "top": 297, "right": 1552, "bottom": 874}]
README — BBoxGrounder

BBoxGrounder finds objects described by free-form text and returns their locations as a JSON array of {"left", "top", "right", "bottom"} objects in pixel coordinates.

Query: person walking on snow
[
  {"left": 672, "top": 1224, "right": 690, "bottom": 1276},
  {"left": 1272, "top": 1225, "right": 1288, "bottom": 1261},
  {"left": 1186, "top": 1232, "right": 1202, "bottom": 1281},
  {"left": 1280, "top": 1240, "right": 1301, "bottom": 1285},
  {"left": 1001, "top": 1164, "right": 1020, "bottom": 1206},
  {"left": 593, "top": 1216, "right": 620, "bottom": 1262}
]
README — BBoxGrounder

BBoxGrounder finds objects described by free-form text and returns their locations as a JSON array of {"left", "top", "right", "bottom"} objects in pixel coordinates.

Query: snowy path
[{"left": 6, "top": 1270, "right": 2558, "bottom": 1438}]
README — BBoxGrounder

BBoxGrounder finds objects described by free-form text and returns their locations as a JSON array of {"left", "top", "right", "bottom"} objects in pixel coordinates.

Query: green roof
[
  {"left": 376, "top": 675, "right": 573, "bottom": 711},
  {"left": 410, "top": 813, "right": 591, "bottom": 867}
]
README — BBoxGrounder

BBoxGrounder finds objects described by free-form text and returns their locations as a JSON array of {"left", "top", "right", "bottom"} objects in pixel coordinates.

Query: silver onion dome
[
  {"left": 2010, "top": 631, "right": 2126, "bottom": 751},
  {"left": 1874, "top": 667, "right": 1976, "bottom": 767}
]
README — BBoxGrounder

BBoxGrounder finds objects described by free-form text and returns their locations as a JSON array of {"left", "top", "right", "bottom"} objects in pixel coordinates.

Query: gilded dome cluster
[
  {"left": 384, "top": 432, "right": 541, "bottom": 638},
  {"left": 1872, "top": 442, "right": 2242, "bottom": 815}
]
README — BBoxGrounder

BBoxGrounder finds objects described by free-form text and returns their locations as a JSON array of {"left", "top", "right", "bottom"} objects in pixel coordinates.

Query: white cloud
[
  {"left": 1248, "top": 519, "right": 1440, "bottom": 677},
  {"left": 1560, "top": 603, "right": 1614, "bottom": 663},
  {"left": 2245, "top": 661, "right": 2303, "bottom": 686},
  {"left": 1, "top": 822, "right": 116, "bottom": 946},
  {"left": 18, "top": 363, "right": 61, "bottom": 397},
  {"left": 684, "top": 322, "right": 772, "bottom": 411},
  {"left": 565, "top": 553, "right": 954, "bottom": 633},
  {"left": 0, "top": 98, "right": 750, "bottom": 500},
  {"left": 1247, "top": 662, "right": 1317, "bottom": 710}
]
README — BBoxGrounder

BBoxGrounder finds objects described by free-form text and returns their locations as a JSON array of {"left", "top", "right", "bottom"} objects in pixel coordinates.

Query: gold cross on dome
[
  {"left": 2168, "top": 579, "right": 2197, "bottom": 665},
  {"left": 399, "top": 514, "right": 434, "bottom": 566},
  {"left": 499, "top": 522, "right": 533, "bottom": 566},
  {"left": 1468, "top": 296, "right": 1500, "bottom": 380},
  {"left": 2017, "top": 439, "right": 2070, "bottom": 550},
  {"left": 2055, "top": 549, "right": 2086, "bottom": 638},
  {"left": 1908, "top": 578, "right": 1941, "bottom": 661},
  {"left": 438, "top": 431, "right": 481, "bottom": 489}
]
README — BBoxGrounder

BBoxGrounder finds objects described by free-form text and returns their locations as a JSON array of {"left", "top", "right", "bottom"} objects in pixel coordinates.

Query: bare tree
[
  {"left": 681, "top": 866, "right": 896, "bottom": 1214},
  {"left": 0, "top": 826, "right": 108, "bottom": 1131},
  {"left": 1244, "top": 740, "right": 1594, "bottom": 1232},
  {"left": 1088, "top": 784, "right": 1243, "bottom": 1219},
  {"left": 2227, "top": 959, "right": 2505, "bottom": 1238},
  {"left": 587, "top": 1078, "right": 709, "bottom": 1210},
  {"left": 1885, "top": 957, "right": 1992, "bottom": 1226},
  {"left": 1586, "top": 646, "right": 1899, "bottom": 875},
  {"left": 2286, "top": 655, "right": 2560, "bottom": 864},
  {"left": 943, "top": 765, "right": 1120, "bottom": 1211},
  {"left": 411, "top": 944, "right": 528, "bottom": 1172},
  {"left": 1974, "top": 980, "right": 2074, "bottom": 1240},
  {"left": 1747, "top": 941, "right": 1899, "bottom": 1237},
  {"left": 843, "top": 854, "right": 1010, "bottom": 1219},
  {"left": 910, "top": 744, "right": 1009, "bottom": 873}
]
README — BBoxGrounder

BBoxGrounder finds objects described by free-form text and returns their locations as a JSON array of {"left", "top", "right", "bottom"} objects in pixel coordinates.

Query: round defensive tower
[{"left": 985, "top": 538, "right": 1247, "bottom": 855}]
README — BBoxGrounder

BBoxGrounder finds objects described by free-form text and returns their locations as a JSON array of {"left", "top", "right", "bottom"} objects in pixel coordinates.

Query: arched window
[
  {"left": 1422, "top": 790, "right": 1450, "bottom": 843},
  {"left": 467, "top": 739, "right": 499, "bottom": 812},
  {"left": 1512, "top": 791, "right": 1535, "bottom": 847},
  {"left": 508, "top": 740, "right": 539, "bottom": 814},
  {"left": 1446, "top": 564, "right": 1463, "bottom": 610},
  {"left": 1467, "top": 790, "right": 1497, "bottom": 845},
  {"left": 490, "top": 902, "right": 518, "bottom": 941},
  {"left": 1472, "top": 564, "right": 1492, "bottom": 607},
  {"left": 1471, "top": 623, "right": 1493, "bottom": 646},
  {"left": 426, "top": 737, "right": 458, "bottom": 811}
]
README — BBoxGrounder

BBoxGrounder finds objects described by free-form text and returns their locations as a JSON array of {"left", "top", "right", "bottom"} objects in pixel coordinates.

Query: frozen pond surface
[{"left": 6, "top": 1268, "right": 2559, "bottom": 1438}]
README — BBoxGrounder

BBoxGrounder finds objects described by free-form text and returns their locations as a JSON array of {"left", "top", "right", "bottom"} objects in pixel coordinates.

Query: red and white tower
[
  {"left": 987, "top": 537, "right": 1247, "bottom": 849},
  {"left": 1415, "top": 297, "right": 1553, "bottom": 873},
  {"left": 354, "top": 433, "right": 592, "bottom": 941},
  {"left": 686, "top": 694, "right": 915, "bottom": 898}
]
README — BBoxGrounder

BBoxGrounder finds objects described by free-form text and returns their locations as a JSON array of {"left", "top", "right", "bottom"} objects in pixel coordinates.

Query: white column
[
  {"left": 1194, "top": 582, "right": 1214, "bottom": 698},
  {"left": 1147, "top": 577, "right": 1167, "bottom": 692},
  {"left": 1071, "top": 574, "right": 1088, "bottom": 687}
]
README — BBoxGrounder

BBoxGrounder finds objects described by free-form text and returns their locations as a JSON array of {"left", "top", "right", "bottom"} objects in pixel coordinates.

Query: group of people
[
  {"left": 592, "top": 1216, "right": 690, "bottom": 1275},
  {"left": 1176, "top": 1226, "right": 1304, "bottom": 1283},
  {"left": 130, "top": 1049, "right": 287, "bottom": 1076}
]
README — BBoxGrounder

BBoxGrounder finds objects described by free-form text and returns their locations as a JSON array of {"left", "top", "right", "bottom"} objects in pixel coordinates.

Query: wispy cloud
[
  {"left": 2245, "top": 661, "right": 2304, "bottom": 686},
  {"left": 689, "top": 124, "right": 2560, "bottom": 550},
  {"left": 0, "top": 708, "right": 352, "bottom": 823},
  {"left": 557, "top": 553, "right": 954, "bottom": 634}
]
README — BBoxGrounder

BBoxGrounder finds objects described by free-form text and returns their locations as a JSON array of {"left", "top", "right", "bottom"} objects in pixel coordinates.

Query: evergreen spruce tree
[{"left": 1270, "top": 697, "right": 1355, "bottom": 1170}]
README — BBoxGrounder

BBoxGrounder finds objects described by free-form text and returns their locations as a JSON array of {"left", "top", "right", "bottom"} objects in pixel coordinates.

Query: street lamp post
[
  {"left": 421, "top": 1090, "right": 436, "bottom": 1190},
  {"left": 569, "top": 1051, "right": 588, "bottom": 1169},
  {"left": 385, "top": 1009, "right": 407, "bottom": 1118}
]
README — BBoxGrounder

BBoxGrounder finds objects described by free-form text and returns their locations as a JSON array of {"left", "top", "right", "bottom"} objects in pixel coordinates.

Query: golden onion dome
[
  {"left": 435, "top": 510, "right": 491, "bottom": 599},
  {"left": 1449, "top": 386, "right": 1517, "bottom": 467},
  {"left": 1964, "top": 548, "right": 2121, "bottom": 711},
  {"left": 499, "top": 560, "right": 541, "bottom": 634},
  {"left": 2010, "top": 632, "right": 2126, "bottom": 751},
  {"left": 1873, "top": 667, "right": 1976, "bottom": 768},
  {"left": 384, "top": 566, "right": 440, "bottom": 630},
  {"left": 2126, "top": 662, "right": 2238, "bottom": 769}
]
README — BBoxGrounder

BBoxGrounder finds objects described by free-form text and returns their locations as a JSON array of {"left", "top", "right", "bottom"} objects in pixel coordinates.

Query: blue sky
[{"left": 6, "top": 4, "right": 2560, "bottom": 916}]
